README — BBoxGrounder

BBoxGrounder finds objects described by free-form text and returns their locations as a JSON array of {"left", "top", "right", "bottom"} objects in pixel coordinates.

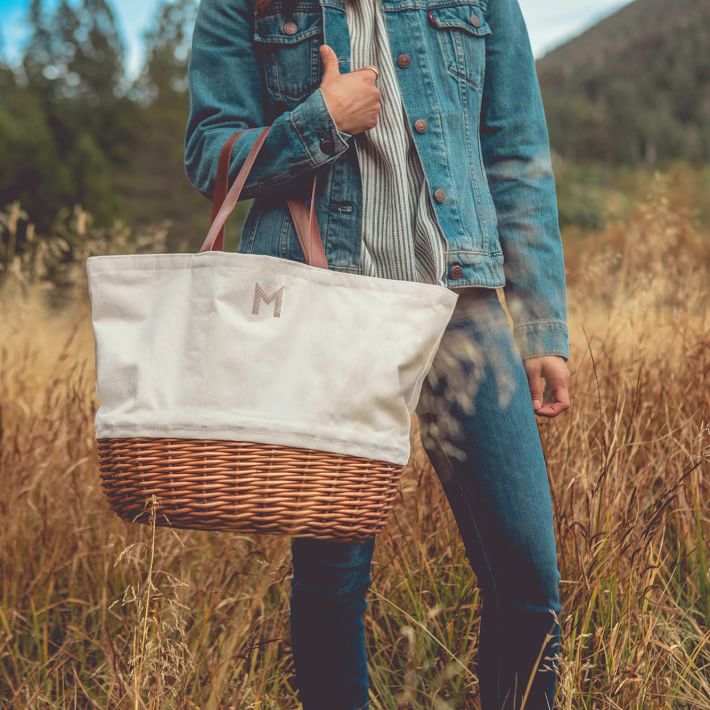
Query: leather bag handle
[{"left": 201, "top": 126, "right": 328, "bottom": 269}]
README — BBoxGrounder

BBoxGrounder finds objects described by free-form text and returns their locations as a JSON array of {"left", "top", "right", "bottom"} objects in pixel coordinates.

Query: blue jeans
[{"left": 289, "top": 287, "right": 562, "bottom": 709}]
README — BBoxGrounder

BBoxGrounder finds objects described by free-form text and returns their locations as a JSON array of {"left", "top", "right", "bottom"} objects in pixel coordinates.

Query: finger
[
  {"left": 535, "top": 400, "right": 569, "bottom": 418},
  {"left": 525, "top": 362, "right": 544, "bottom": 411},
  {"left": 351, "top": 66, "right": 379, "bottom": 84},
  {"left": 319, "top": 44, "right": 340, "bottom": 79},
  {"left": 536, "top": 377, "right": 570, "bottom": 418},
  {"left": 363, "top": 66, "right": 379, "bottom": 82}
]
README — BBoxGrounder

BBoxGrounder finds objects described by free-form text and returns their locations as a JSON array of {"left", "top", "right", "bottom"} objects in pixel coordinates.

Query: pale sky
[{"left": 0, "top": 0, "right": 631, "bottom": 77}]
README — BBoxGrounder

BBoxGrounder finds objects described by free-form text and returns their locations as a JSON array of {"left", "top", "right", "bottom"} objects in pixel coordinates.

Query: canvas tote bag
[{"left": 87, "top": 124, "right": 458, "bottom": 541}]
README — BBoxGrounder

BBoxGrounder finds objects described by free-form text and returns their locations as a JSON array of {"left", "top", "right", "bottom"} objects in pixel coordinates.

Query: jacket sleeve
[
  {"left": 184, "top": 0, "right": 351, "bottom": 201},
  {"left": 479, "top": 0, "right": 570, "bottom": 361}
]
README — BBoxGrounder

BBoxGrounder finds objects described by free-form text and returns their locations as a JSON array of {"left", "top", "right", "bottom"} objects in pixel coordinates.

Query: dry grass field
[{"left": 1, "top": 174, "right": 708, "bottom": 708}]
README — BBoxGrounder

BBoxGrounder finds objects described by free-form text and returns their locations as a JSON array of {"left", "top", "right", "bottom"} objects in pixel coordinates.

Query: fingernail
[{"left": 533, "top": 400, "right": 541, "bottom": 409}]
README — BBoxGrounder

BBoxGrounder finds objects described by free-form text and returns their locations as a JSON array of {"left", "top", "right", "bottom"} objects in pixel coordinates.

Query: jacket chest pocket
[
  {"left": 427, "top": 2, "right": 491, "bottom": 90},
  {"left": 253, "top": 9, "right": 324, "bottom": 107}
]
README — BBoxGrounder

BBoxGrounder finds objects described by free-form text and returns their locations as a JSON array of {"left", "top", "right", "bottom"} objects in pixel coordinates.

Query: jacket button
[
  {"left": 434, "top": 187, "right": 446, "bottom": 203},
  {"left": 320, "top": 137, "right": 335, "bottom": 154},
  {"left": 397, "top": 53, "right": 411, "bottom": 69},
  {"left": 414, "top": 118, "right": 428, "bottom": 133},
  {"left": 283, "top": 20, "right": 298, "bottom": 35},
  {"left": 449, "top": 264, "right": 464, "bottom": 280},
  {"left": 469, "top": 14, "right": 481, "bottom": 27}
]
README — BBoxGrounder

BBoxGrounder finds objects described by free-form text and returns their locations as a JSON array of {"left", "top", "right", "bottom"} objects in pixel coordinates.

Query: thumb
[{"left": 319, "top": 44, "right": 340, "bottom": 80}]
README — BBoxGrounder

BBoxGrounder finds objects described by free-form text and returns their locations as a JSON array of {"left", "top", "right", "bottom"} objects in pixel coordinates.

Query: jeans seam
[
  {"left": 431, "top": 438, "right": 503, "bottom": 706},
  {"left": 433, "top": 441, "right": 498, "bottom": 597}
]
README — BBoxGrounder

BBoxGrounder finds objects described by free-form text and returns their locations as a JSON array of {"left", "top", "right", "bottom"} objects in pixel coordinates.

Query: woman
[{"left": 185, "top": 0, "right": 571, "bottom": 707}]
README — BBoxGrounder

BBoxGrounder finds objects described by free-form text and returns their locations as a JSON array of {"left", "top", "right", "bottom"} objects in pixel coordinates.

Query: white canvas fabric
[{"left": 87, "top": 251, "right": 458, "bottom": 466}]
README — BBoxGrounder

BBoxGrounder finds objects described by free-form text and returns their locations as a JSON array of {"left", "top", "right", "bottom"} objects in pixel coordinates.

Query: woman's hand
[
  {"left": 319, "top": 44, "right": 381, "bottom": 135},
  {"left": 524, "top": 355, "right": 570, "bottom": 418}
]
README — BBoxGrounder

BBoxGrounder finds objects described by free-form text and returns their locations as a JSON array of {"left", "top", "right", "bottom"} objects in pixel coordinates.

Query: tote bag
[{"left": 87, "top": 124, "right": 458, "bottom": 541}]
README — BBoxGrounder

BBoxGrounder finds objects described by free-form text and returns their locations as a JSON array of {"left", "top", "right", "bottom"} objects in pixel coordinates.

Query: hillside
[{"left": 537, "top": 0, "right": 710, "bottom": 164}]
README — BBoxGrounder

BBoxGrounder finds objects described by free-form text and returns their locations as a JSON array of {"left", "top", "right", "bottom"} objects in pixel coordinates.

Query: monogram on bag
[{"left": 252, "top": 283, "right": 285, "bottom": 317}]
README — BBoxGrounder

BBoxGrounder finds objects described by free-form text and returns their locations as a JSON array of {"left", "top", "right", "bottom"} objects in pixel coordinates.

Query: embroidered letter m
[{"left": 252, "top": 283, "right": 285, "bottom": 318}]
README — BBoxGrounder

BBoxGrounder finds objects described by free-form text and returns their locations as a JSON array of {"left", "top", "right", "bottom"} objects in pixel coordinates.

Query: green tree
[
  {"left": 6, "top": 0, "right": 132, "bottom": 228},
  {"left": 135, "top": 0, "right": 195, "bottom": 102},
  {"left": 115, "top": 0, "right": 206, "bottom": 250}
]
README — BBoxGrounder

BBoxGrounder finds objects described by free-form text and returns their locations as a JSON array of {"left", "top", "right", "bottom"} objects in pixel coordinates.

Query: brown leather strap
[
  {"left": 201, "top": 126, "right": 270, "bottom": 252},
  {"left": 286, "top": 175, "right": 328, "bottom": 269},
  {"left": 209, "top": 130, "right": 244, "bottom": 252},
  {"left": 202, "top": 126, "right": 329, "bottom": 270}
]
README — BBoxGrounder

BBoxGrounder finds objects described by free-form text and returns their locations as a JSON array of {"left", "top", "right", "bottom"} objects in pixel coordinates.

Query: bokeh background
[{"left": 1, "top": 1, "right": 708, "bottom": 708}]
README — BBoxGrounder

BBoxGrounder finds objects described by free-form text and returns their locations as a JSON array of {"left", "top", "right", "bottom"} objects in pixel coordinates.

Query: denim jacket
[{"left": 185, "top": 0, "right": 570, "bottom": 360}]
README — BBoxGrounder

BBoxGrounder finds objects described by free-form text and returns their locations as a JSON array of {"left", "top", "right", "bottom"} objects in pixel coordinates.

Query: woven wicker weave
[{"left": 97, "top": 438, "right": 404, "bottom": 541}]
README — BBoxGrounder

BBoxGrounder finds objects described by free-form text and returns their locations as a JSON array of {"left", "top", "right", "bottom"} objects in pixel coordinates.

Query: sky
[{"left": 0, "top": 0, "right": 631, "bottom": 77}]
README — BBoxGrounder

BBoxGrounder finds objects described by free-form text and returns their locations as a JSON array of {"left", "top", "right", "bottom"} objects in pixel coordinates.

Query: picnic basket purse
[{"left": 87, "top": 125, "right": 458, "bottom": 542}]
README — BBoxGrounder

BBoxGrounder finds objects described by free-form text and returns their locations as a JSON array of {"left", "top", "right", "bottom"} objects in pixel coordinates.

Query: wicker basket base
[{"left": 97, "top": 437, "right": 404, "bottom": 541}]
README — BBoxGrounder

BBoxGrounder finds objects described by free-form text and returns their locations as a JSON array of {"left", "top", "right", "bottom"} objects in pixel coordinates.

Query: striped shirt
[{"left": 343, "top": 0, "right": 448, "bottom": 285}]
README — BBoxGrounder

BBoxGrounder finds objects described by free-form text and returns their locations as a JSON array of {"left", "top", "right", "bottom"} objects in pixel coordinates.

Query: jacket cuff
[
  {"left": 290, "top": 87, "right": 351, "bottom": 166},
  {"left": 513, "top": 320, "right": 570, "bottom": 361}
]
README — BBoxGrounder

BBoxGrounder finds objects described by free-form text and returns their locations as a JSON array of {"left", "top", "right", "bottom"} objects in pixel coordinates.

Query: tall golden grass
[{"left": 1, "top": 173, "right": 708, "bottom": 708}]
